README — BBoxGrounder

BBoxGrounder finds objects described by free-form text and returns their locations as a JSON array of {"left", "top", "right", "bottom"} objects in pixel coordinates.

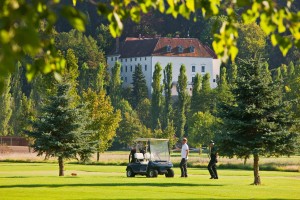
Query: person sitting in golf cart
[{"left": 129, "top": 147, "right": 136, "bottom": 163}]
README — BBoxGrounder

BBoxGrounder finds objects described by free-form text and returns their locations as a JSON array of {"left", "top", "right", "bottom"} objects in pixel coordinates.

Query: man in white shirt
[{"left": 180, "top": 137, "right": 189, "bottom": 177}]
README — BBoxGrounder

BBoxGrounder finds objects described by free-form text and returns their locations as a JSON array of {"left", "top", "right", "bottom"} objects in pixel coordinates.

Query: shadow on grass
[{"left": 0, "top": 182, "right": 224, "bottom": 188}]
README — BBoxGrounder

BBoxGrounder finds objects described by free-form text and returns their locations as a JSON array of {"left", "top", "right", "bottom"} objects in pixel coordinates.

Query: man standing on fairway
[
  {"left": 208, "top": 140, "right": 218, "bottom": 179},
  {"left": 180, "top": 138, "right": 189, "bottom": 177}
]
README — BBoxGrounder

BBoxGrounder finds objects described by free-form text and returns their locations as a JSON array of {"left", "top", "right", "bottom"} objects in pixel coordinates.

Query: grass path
[{"left": 0, "top": 162, "right": 299, "bottom": 199}]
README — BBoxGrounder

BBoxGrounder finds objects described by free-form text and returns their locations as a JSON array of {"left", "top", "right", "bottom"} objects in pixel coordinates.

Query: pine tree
[
  {"left": 0, "top": 74, "right": 12, "bottom": 136},
  {"left": 163, "top": 63, "right": 173, "bottom": 129},
  {"left": 26, "top": 82, "right": 87, "bottom": 176},
  {"left": 131, "top": 64, "right": 148, "bottom": 108},
  {"left": 151, "top": 62, "right": 163, "bottom": 130},
  {"left": 109, "top": 61, "right": 122, "bottom": 108},
  {"left": 217, "top": 57, "right": 299, "bottom": 185},
  {"left": 176, "top": 65, "right": 188, "bottom": 138}
]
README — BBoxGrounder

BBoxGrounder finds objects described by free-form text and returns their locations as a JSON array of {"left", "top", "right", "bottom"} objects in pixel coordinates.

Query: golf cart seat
[
  {"left": 144, "top": 152, "right": 151, "bottom": 160},
  {"left": 134, "top": 153, "right": 144, "bottom": 162}
]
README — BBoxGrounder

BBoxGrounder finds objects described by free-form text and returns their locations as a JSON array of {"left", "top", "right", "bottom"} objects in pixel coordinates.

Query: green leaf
[
  {"left": 130, "top": 7, "right": 141, "bottom": 23},
  {"left": 61, "top": 6, "right": 86, "bottom": 32},
  {"left": 236, "top": 0, "right": 252, "bottom": 7},
  {"left": 186, "top": 0, "right": 195, "bottom": 12}
]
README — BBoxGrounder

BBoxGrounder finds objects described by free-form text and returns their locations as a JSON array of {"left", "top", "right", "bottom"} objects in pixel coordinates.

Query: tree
[
  {"left": 136, "top": 98, "right": 152, "bottom": 129},
  {"left": 83, "top": 89, "right": 121, "bottom": 162},
  {"left": 109, "top": 62, "right": 122, "bottom": 108},
  {"left": 131, "top": 64, "right": 148, "bottom": 108},
  {"left": 95, "top": 24, "right": 114, "bottom": 55},
  {"left": 237, "top": 22, "right": 267, "bottom": 60},
  {"left": 26, "top": 82, "right": 87, "bottom": 176},
  {"left": 176, "top": 65, "right": 189, "bottom": 138},
  {"left": 1, "top": 1, "right": 299, "bottom": 92},
  {"left": 9, "top": 62, "right": 24, "bottom": 135},
  {"left": 198, "top": 73, "right": 213, "bottom": 113},
  {"left": 115, "top": 99, "right": 143, "bottom": 147},
  {"left": 151, "top": 62, "right": 163, "bottom": 130},
  {"left": 216, "top": 67, "right": 234, "bottom": 105},
  {"left": 0, "top": 74, "right": 12, "bottom": 136},
  {"left": 188, "top": 112, "right": 217, "bottom": 154},
  {"left": 162, "top": 120, "right": 177, "bottom": 150},
  {"left": 162, "top": 63, "right": 173, "bottom": 129},
  {"left": 190, "top": 73, "right": 202, "bottom": 115},
  {"left": 217, "top": 57, "right": 299, "bottom": 185},
  {"left": 65, "top": 49, "right": 80, "bottom": 107}
]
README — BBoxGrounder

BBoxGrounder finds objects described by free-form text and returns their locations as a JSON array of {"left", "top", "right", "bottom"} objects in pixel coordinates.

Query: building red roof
[{"left": 117, "top": 37, "right": 217, "bottom": 59}]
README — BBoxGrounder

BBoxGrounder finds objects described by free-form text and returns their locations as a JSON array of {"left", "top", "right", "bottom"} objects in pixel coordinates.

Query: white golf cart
[{"left": 126, "top": 138, "right": 174, "bottom": 178}]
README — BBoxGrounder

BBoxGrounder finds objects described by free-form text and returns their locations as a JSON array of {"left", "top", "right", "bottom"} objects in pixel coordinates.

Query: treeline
[{"left": 0, "top": 28, "right": 299, "bottom": 179}]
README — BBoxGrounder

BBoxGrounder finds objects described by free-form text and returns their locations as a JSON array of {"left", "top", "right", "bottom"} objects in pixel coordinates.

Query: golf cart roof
[{"left": 134, "top": 138, "right": 169, "bottom": 142}]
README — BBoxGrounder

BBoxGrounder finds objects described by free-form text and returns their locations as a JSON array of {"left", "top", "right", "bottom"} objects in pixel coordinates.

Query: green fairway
[{"left": 0, "top": 162, "right": 299, "bottom": 199}]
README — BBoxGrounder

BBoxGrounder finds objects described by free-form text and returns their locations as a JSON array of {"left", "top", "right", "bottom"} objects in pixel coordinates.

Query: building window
[
  {"left": 130, "top": 58, "right": 132, "bottom": 61},
  {"left": 130, "top": 66, "right": 132, "bottom": 72},
  {"left": 145, "top": 65, "right": 147, "bottom": 71},
  {"left": 192, "top": 66, "right": 195, "bottom": 72},
  {"left": 121, "top": 66, "right": 123, "bottom": 73},
  {"left": 189, "top": 46, "right": 195, "bottom": 52},
  {"left": 121, "top": 58, "right": 123, "bottom": 62},
  {"left": 166, "top": 45, "right": 171, "bottom": 52},
  {"left": 140, "top": 57, "right": 142, "bottom": 61},
  {"left": 121, "top": 77, "right": 123, "bottom": 81},
  {"left": 126, "top": 66, "right": 128, "bottom": 72},
  {"left": 115, "top": 57, "right": 117, "bottom": 61},
  {"left": 213, "top": 79, "right": 216, "bottom": 82},
  {"left": 125, "top": 58, "right": 127, "bottom": 62},
  {"left": 201, "top": 66, "right": 205, "bottom": 72},
  {"left": 125, "top": 77, "right": 127, "bottom": 82},
  {"left": 192, "top": 77, "right": 195, "bottom": 83},
  {"left": 145, "top": 57, "right": 147, "bottom": 60},
  {"left": 178, "top": 45, "right": 183, "bottom": 53},
  {"left": 135, "top": 58, "right": 137, "bottom": 61}
]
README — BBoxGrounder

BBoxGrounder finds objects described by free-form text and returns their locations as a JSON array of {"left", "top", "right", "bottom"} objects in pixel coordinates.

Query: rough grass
[
  {"left": 0, "top": 162, "right": 299, "bottom": 200},
  {"left": 1, "top": 147, "right": 299, "bottom": 172}
]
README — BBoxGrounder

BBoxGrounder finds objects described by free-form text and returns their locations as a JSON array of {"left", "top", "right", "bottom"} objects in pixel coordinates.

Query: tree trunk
[
  {"left": 97, "top": 151, "right": 100, "bottom": 162},
  {"left": 253, "top": 154, "right": 261, "bottom": 185},
  {"left": 58, "top": 156, "right": 64, "bottom": 176},
  {"left": 199, "top": 144, "right": 202, "bottom": 156}
]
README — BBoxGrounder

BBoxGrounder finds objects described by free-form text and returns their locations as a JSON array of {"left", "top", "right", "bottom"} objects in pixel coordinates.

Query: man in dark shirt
[
  {"left": 208, "top": 140, "right": 218, "bottom": 179},
  {"left": 129, "top": 148, "right": 136, "bottom": 163}
]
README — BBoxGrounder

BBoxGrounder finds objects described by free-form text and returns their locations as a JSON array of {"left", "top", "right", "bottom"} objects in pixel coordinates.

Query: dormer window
[
  {"left": 189, "top": 46, "right": 195, "bottom": 52},
  {"left": 178, "top": 45, "right": 183, "bottom": 53},
  {"left": 166, "top": 45, "right": 172, "bottom": 52}
]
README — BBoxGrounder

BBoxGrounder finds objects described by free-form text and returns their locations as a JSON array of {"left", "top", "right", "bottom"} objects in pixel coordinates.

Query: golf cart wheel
[
  {"left": 148, "top": 169, "right": 158, "bottom": 178},
  {"left": 126, "top": 168, "right": 135, "bottom": 177},
  {"left": 165, "top": 169, "right": 174, "bottom": 178}
]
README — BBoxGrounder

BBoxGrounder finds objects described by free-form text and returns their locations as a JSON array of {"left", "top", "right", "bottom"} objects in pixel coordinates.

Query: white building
[{"left": 107, "top": 36, "right": 221, "bottom": 95}]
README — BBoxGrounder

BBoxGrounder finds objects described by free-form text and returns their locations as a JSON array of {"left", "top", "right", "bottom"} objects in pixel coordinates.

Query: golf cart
[{"left": 126, "top": 138, "right": 174, "bottom": 178}]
